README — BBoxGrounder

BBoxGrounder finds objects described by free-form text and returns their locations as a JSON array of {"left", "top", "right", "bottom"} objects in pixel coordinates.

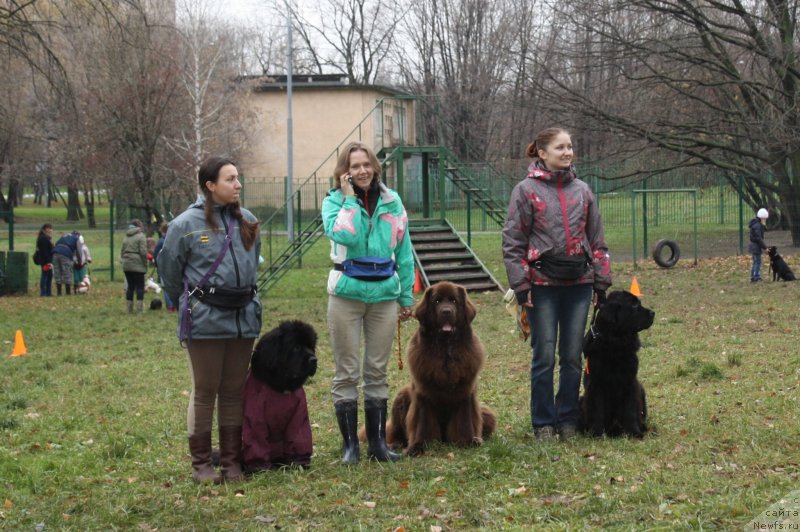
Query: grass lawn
[{"left": 1, "top": 235, "right": 799, "bottom": 530}]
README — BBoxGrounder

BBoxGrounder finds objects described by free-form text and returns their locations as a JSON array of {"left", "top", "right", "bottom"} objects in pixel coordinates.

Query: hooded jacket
[
  {"left": 120, "top": 226, "right": 148, "bottom": 273},
  {"left": 158, "top": 197, "right": 262, "bottom": 340},
  {"left": 53, "top": 233, "right": 79, "bottom": 259},
  {"left": 747, "top": 217, "right": 767, "bottom": 255},
  {"left": 36, "top": 233, "right": 54, "bottom": 265},
  {"left": 503, "top": 160, "right": 612, "bottom": 293},
  {"left": 321, "top": 181, "right": 414, "bottom": 308}
]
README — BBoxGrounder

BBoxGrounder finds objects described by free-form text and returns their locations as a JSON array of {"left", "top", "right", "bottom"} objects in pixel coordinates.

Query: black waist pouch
[
  {"left": 533, "top": 254, "right": 590, "bottom": 281},
  {"left": 196, "top": 285, "right": 256, "bottom": 309}
]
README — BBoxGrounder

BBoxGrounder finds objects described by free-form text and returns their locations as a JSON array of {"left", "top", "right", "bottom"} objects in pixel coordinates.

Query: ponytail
[
  {"left": 527, "top": 127, "right": 570, "bottom": 159},
  {"left": 202, "top": 200, "right": 259, "bottom": 251}
]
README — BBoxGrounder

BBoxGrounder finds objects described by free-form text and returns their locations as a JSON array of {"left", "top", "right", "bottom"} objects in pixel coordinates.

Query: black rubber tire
[{"left": 652, "top": 239, "right": 680, "bottom": 268}]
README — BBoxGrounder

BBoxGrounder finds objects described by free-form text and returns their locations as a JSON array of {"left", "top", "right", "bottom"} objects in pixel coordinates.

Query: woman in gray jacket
[
  {"left": 120, "top": 220, "right": 148, "bottom": 313},
  {"left": 158, "top": 156, "right": 261, "bottom": 483},
  {"left": 502, "top": 128, "right": 612, "bottom": 442}
]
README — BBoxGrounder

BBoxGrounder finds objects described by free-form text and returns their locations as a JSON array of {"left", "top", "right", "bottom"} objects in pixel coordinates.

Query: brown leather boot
[
  {"left": 217, "top": 426, "right": 244, "bottom": 483},
  {"left": 188, "top": 432, "right": 220, "bottom": 483}
]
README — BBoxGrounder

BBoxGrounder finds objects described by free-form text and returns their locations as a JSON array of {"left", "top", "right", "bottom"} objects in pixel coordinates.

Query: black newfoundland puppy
[
  {"left": 767, "top": 246, "right": 796, "bottom": 281},
  {"left": 579, "top": 290, "right": 654, "bottom": 438},
  {"left": 241, "top": 320, "right": 318, "bottom": 472}
]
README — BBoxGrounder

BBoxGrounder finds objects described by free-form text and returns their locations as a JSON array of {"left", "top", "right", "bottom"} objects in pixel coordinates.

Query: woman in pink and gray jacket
[{"left": 502, "top": 127, "right": 612, "bottom": 442}]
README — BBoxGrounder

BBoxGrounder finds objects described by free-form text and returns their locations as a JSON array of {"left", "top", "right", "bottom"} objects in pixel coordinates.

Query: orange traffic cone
[
  {"left": 10, "top": 330, "right": 27, "bottom": 357},
  {"left": 413, "top": 269, "right": 424, "bottom": 294},
  {"left": 629, "top": 276, "right": 642, "bottom": 297}
]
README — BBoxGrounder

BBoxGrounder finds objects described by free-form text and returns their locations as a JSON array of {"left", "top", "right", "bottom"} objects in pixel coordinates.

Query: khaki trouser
[
  {"left": 328, "top": 295, "right": 398, "bottom": 404},
  {"left": 186, "top": 338, "right": 254, "bottom": 436}
]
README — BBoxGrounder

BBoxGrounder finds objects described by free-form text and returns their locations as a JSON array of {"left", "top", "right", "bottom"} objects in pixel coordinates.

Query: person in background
[
  {"left": 321, "top": 141, "right": 414, "bottom": 464},
  {"left": 120, "top": 219, "right": 148, "bottom": 313},
  {"left": 36, "top": 223, "right": 54, "bottom": 297},
  {"left": 747, "top": 207, "right": 769, "bottom": 283},
  {"left": 153, "top": 221, "right": 176, "bottom": 311},
  {"left": 72, "top": 233, "right": 92, "bottom": 290},
  {"left": 502, "top": 127, "right": 612, "bottom": 442},
  {"left": 52, "top": 230, "right": 80, "bottom": 296},
  {"left": 158, "top": 156, "right": 261, "bottom": 484}
]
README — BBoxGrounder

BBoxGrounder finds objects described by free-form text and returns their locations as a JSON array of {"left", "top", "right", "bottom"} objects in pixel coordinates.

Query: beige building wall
[{"left": 239, "top": 85, "right": 415, "bottom": 208}]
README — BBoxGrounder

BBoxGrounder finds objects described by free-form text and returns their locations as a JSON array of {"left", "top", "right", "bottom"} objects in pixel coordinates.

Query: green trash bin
[{"left": 5, "top": 251, "right": 28, "bottom": 295}]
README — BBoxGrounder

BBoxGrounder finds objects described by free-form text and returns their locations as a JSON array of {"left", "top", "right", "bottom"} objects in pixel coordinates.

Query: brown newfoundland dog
[{"left": 387, "top": 281, "right": 496, "bottom": 456}]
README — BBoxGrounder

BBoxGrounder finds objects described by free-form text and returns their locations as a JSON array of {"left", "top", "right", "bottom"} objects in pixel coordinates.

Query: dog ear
[
  {"left": 303, "top": 322, "right": 318, "bottom": 350},
  {"left": 413, "top": 286, "right": 436, "bottom": 332},
  {"left": 458, "top": 285, "right": 477, "bottom": 324},
  {"left": 594, "top": 301, "right": 621, "bottom": 333},
  {"left": 252, "top": 330, "right": 280, "bottom": 376}
]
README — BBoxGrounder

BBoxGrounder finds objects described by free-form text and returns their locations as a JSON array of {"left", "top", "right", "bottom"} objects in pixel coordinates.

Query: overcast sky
[{"left": 222, "top": 0, "right": 273, "bottom": 23}]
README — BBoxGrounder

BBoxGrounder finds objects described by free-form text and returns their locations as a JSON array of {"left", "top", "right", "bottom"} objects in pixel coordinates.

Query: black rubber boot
[
  {"left": 364, "top": 398, "right": 401, "bottom": 462},
  {"left": 334, "top": 400, "right": 360, "bottom": 465}
]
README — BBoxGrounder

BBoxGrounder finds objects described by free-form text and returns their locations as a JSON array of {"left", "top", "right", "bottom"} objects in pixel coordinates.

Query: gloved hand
[
  {"left": 593, "top": 288, "right": 607, "bottom": 307},
  {"left": 515, "top": 289, "right": 532, "bottom": 307}
]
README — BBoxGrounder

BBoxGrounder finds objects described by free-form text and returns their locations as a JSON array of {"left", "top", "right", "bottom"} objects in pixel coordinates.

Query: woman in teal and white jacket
[{"left": 321, "top": 141, "right": 414, "bottom": 465}]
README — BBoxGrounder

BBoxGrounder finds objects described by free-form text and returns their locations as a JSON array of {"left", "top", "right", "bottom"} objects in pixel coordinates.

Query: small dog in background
[
  {"left": 145, "top": 277, "right": 162, "bottom": 293},
  {"left": 767, "top": 246, "right": 796, "bottom": 281},
  {"left": 75, "top": 275, "right": 91, "bottom": 294},
  {"left": 241, "top": 320, "right": 318, "bottom": 472}
]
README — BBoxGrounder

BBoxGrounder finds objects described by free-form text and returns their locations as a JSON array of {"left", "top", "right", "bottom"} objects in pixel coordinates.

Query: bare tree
[
  {"left": 394, "top": 0, "right": 517, "bottom": 161},
  {"left": 74, "top": 3, "right": 183, "bottom": 224},
  {"left": 530, "top": 0, "right": 800, "bottom": 243},
  {"left": 288, "top": 0, "right": 404, "bottom": 84},
  {"left": 167, "top": 0, "right": 252, "bottom": 187}
]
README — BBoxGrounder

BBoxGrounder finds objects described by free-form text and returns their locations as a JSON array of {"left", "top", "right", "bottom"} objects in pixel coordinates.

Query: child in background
[
  {"left": 72, "top": 233, "right": 93, "bottom": 291},
  {"left": 747, "top": 208, "right": 769, "bottom": 283}
]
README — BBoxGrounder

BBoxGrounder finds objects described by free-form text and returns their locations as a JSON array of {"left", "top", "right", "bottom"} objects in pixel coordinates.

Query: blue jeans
[
  {"left": 525, "top": 284, "right": 592, "bottom": 429},
  {"left": 751, "top": 253, "right": 762, "bottom": 281},
  {"left": 40, "top": 268, "right": 53, "bottom": 297}
]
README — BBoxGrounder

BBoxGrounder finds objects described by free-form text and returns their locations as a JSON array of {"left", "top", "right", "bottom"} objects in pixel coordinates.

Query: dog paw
[
  {"left": 405, "top": 444, "right": 425, "bottom": 457},
  {"left": 470, "top": 436, "right": 484, "bottom": 446}
]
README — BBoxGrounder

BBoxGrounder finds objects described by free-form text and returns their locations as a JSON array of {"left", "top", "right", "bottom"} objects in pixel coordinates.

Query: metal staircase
[
  {"left": 410, "top": 218, "right": 502, "bottom": 292},
  {"left": 256, "top": 214, "right": 324, "bottom": 294},
  {"left": 439, "top": 146, "right": 511, "bottom": 228}
]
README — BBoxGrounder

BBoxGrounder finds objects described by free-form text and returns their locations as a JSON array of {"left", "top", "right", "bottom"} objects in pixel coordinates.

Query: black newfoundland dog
[
  {"left": 386, "top": 281, "right": 496, "bottom": 456},
  {"left": 241, "top": 320, "right": 318, "bottom": 471},
  {"left": 767, "top": 246, "right": 796, "bottom": 281},
  {"left": 579, "top": 290, "right": 654, "bottom": 438}
]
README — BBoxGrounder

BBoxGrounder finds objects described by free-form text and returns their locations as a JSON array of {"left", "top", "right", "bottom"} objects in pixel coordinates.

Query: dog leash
[
  {"left": 585, "top": 303, "right": 601, "bottom": 377},
  {"left": 396, "top": 317, "right": 404, "bottom": 370}
]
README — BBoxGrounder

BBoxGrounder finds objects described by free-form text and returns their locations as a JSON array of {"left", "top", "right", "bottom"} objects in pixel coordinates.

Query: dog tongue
[{"left": 441, "top": 324, "right": 454, "bottom": 332}]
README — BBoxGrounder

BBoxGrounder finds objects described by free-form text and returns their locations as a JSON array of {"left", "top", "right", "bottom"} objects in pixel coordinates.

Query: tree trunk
[
  {"left": 7, "top": 179, "right": 20, "bottom": 207},
  {"left": 83, "top": 185, "right": 96, "bottom": 228},
  {"left": 66, "top": 185, "right": 82, "bottom": 221}
]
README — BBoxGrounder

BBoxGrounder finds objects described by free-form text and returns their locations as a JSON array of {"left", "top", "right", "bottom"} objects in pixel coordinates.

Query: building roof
[{"left": 243, "top": 74, "right": 409, "bottom": 96}]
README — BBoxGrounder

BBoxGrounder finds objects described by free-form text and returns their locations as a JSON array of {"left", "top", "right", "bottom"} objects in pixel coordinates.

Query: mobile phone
[{"left": 345, "top": 174, "right": 353, "bottom": 185}]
